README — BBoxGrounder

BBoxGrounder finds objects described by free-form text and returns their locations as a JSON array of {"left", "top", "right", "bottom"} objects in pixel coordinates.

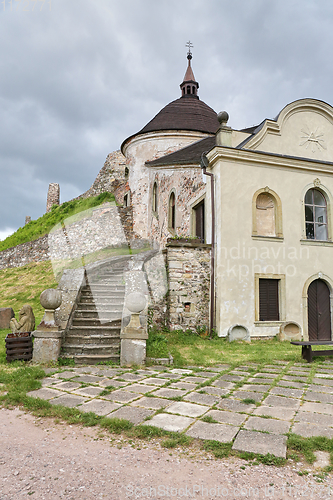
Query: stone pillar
[
  {"left": 120, "top": 292, "right": 148, "bottom": 366},
  {"left": 25, "top": 216, "right": 31, "bottom": 225},
  {"left": 216, "top": 111, "right": 232, "bottom": 147},
  {"left": 32, "top": 289, "right": 63, "bottom": 363},
  {"left": 46, "top": 183, "right": 60, "bottom": 213}
]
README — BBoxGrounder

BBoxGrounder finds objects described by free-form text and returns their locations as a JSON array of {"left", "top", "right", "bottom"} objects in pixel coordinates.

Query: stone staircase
[{"left": 61, "top": 258, "right": 129, "bottom": 364}]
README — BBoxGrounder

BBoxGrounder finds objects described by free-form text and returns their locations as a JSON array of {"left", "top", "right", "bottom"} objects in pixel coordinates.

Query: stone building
[{"left": 51, "top": 50, "right": 333, "bottom": 341}]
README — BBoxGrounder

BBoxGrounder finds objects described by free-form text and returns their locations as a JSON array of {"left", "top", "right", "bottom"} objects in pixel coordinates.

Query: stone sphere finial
[
  {"left": 125, "top": 292, "right": 147, "bottom": 314},
  {"left": 217, "top": 111, "right": 229, "bottom": 125},
  {"left": 40, "top": 289, "right": 62, "bottom": 310}
]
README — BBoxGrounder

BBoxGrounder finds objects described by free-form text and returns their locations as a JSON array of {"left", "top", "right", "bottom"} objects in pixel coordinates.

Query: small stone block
[
  {"left": 123, "top": 383, "right": 157, "bottom": 394},
  {"left": 130, "top": 397, "right": 172, "bottom": 410},
  {"left": 292, "top": 422, "right": 333, "bottom": 439},
  {"left": 146, "top": 413, "right": 194, "bottom": 432},
  {"left": 313, "top": 451, "right": 331, "bottom": 469},
  {"left": 0, "top": 307, "right": 15, "bottom": 329},
  {"left": 184, "top": 392, "right": 220, "bottom": 406},
  {"left": 244, "top": 416, "right": 291, "bottom": 434},
  {"left": 263, "top": 395, "right": 300, "bottom": 409},
  {"left": 252, "top": 406, "right": 296, "bottom": 421},
  {"left": 110, "top": 406, "right": 154, "bottom": 425},
  {"left": 49, "top": 394, "right": 87, "bottom": 408},
  {"left": 103, "top": 390, "right": 140, "bottom": 403},
  {"left": 186, "top": 420, "right": 239, "bottom": 442},
  {"left": 26, "top": 388, "right": 64, "bottom": 400},
  {"left": 79, "top": 400, "right": 122, "bottom": 416},
  {"left": 166, "top": 401, "right": 208, "bottom": 418},
  {"left": 205, "top": 410, "right": 247, "bottom": 426},
  {"left": 232, "top": 430, "right": 287, "bottom": 458}
]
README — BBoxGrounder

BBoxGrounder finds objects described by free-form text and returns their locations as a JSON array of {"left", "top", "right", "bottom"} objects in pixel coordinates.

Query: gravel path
[{"left": 1, "top": 407, "right": 332, "bottom": 500}]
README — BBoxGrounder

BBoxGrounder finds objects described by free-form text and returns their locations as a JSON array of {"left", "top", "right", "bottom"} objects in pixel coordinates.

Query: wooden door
[{"left": 308, "top": 279, "right": 331, "bottom": 340}]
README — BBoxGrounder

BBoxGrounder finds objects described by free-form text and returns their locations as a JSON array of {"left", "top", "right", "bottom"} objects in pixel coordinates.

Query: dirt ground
[{"left": 0, "top": 407, "right": 332, "bottom": 500}]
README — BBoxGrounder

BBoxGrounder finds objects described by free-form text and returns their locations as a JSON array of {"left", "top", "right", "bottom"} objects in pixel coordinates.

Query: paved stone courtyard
[{"left": 27, "top": 361, "right": 333, "bottom": 459}]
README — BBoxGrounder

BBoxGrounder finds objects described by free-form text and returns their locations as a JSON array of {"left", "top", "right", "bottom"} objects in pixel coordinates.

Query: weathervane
[{"left": 186, "top": 40, "right": 193, "bottom": 58}]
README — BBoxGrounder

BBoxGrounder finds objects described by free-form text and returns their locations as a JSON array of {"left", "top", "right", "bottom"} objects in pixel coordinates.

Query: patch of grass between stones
[{"left": 287, "top": 433, "right": 333, "bottom": 466}]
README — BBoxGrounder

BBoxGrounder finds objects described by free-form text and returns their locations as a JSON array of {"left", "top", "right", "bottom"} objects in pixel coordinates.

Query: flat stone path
[{"left": 27, "top": 361, "right": 333, "bottom": 459}]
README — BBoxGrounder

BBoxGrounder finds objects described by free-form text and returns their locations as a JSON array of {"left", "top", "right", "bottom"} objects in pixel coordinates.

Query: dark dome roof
[{"left": 138, "top": 97, "right": 219, "bottom": 135}]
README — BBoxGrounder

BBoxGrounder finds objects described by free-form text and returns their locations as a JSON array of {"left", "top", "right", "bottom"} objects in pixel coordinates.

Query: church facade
[{"left": 87, "top": 52, "right": 333, "bottom": 342}]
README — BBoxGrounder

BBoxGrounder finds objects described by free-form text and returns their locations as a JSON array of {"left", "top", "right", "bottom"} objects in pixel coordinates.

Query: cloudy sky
[{"left": 1, "top": 0, "right": 333, "bottom": 239}]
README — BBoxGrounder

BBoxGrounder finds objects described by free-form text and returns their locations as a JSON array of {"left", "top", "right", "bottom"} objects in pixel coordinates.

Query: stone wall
[
  {"left": 0, "top": 236, "right": 50, "bottom": 270},
  {"left": 166, "top": 241, "right": 211, "bottom": 331}
]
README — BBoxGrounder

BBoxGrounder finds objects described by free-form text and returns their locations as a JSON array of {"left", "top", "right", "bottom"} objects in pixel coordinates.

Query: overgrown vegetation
[{"left": 0, "top": 192, "right": 115, "bottom": 252}]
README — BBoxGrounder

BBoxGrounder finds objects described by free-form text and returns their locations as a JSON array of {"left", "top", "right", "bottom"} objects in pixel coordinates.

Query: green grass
[
  {"left": 0, "top": 261, "right": 58, "bottom": 327},
  {"left": 0, "top": 192, "right": 115, "bottom": 252},
  {"left": 147, "top": 326, "right": 303, "bottom": 367}
]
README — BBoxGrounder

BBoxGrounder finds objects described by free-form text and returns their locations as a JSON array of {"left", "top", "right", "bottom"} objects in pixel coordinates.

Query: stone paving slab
[
  {"left": 202, "top": 386, "right": 229, "bottom": 396},
  {"left": 307, "top": 384, "right": 333, "bottom": 394},
  {"left": 147, "top": 413, "right": 194, "bottom": 432},
  {"left": 270, "top": 387, "right": 304, "bottom": 398},
  {"left": 73, "top": 375, "right": 102, "bottom": 384},
  {"left": 217, "top": 399, "right": 255, "bottom": 413},
  {"left": 119, "top": 373, "right": 146, "bottom": 382},
  {"left": 263, "top": 395, "right": 300, "bottom": 409},
  {"left": 182, "top": 376, "right": 209, "bottom": 384},
  {"left": 212, "top": 380, "right": 234, "bottom": 390},
  {"left": 73, "top": 386, "right": 103, "bottom": 397},
  {"left": 139, "top": 377, "right": 167, "bottom": 386},
  {"left": 55, "top": 371, "right": 77, "bottom": 379},
  {"left": 153, "top": 388, "right": 185, "bottom": 399},
  {"left": 313, "top": 377, "right": 333, "bottom": 386},
  {"left": 156, "top": 373, "right": 181, "bottom": 380},
  {"left": 53, "top": 381, "right": 82, "bottom": 391},
  {"left": 130, "top": 396, "right": 172, "bottom": 410},
  {"left": 294, "top": 410, "right": 333, "bottom": 427},
  {"left": 248, "top": 377, "right": 276, "bottom": 385},
  {"left": 232, "top": 390, "right": 264, "bottom": 402},
  {"left": 184, "top": 392, "right": 220, "bottom": 406},
  {"left": 241, "top": 384, "right": 271, "bottom": 393},
  {"left": 283, "top": 375, "right": 307, "bottom": 382},
  {"left": 291, "top": 422, "right": 333, "bottom": 439},
  {"left": 194, "top": 371, "right": 220, "bottom": 377},
  {"left": 169, "top": 382, "right": 197, "bottom": 391},
  {"left": 304, "top": 391, "right": 333, "bottom": 404},
  {"left": 110, "top": 406, "right": 154, "bottom": 425},
  {"left": 252, "top": 373, "right": 278, "bottom": 379},
  {"left": 166, "top": 401, "right": 208, "bottom": 418},
  {"left": 244, "top": 416, "right": 291, "bottom": 435},
  {"left": 123, "top": 383, "right": 157, "bottom": 394},
  {"left": 221, "top": 374, "right": 245, "bottom": 382},
  {"left": 301, "top": 401, "right": 333, "bottom": 415},
  {"left": 186, "top": 421, "right": 239, "bottom": 442},
  {"left": 278, "top": 380, "right": 306, "bottom": 389},
  {"left": 49, "top": 394, "right": 88, "bottom": 408},
  {"left": 98, "top": 379, "right": 128, "bottom": 388},
  {"left": 79, "top": 400, "right": 122, "bottom": 416},
  {"left": 26, "top": 388, "right": 65, "bottom": 400},
  {"left": 170, "top": 369, "right": 192, "bottom": 375},
  {"left": 232, "top": 430, "right": 287, "bottom": 458},
  {"left": 103, "top": 390, "right": 140, "bottom": 403},
  {"left": 252, "top": 406, "right": 296, "bottom": 421},
  {"left": 41, "top": 377, "right": 62, "bottom": 387},
  {"left": 205, "top": 409, "right": 247, "bottom": 426}
]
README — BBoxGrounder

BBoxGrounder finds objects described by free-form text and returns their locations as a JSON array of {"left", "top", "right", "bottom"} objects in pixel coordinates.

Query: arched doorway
[{"left": 307, "top": 279, "right": 331, "bottom": 340}]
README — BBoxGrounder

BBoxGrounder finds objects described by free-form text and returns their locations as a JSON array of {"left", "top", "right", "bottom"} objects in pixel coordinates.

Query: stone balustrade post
[
  {"left": 32, "top": 289, "right": 63, "bottom": 363},
  {"left": 120, "top": 292, "right": 148, "bottom": 366}
]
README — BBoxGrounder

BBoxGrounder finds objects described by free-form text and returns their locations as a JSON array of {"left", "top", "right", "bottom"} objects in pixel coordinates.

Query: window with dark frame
[
  {"left": 169, "top": 192, "right": 176, "bottom": 231},
  {"left": 259, "top": 278, "right": 280, "bottom": 321},
  {"left": 152, "top": 182, "right": 158, "bottom": 213},
  {"left": 305, "top": 188, "right": 328, "bottom": 241}
]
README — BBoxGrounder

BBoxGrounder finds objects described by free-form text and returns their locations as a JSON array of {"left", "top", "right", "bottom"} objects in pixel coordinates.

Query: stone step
[
  {"left": 80, "top": 288, "right": 125, "bottom": 295},
  {"left": 83, "top": 281, "right": 126, "bottom": 287},
  {"left": 73, "top": 309, "right": 122, "bottom": 318},
  {"left": 64, "top": 334, "right": 120, "bottom": 345},
  {"left": 79, "top": 297, "right": 124, "bottom": 304},
  {"left": 61, "top": 344, "right": 120, "bottom": 356},
  {"left": 76, "top": 303, "right": 123, "bottom": 311},
  {"left": 71, "top": 317, "right": 121, "bottom": 327},
  {"left": 72, "top": 354, "right": 120, "bottom": 365},
  {"left": 68, "top": 325, "right": 121, "bottom": 336}
]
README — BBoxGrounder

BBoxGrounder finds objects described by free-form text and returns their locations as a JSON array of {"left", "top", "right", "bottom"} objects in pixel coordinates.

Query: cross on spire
[{"left": 186, "top": 40, "right": 193, "bottom": 57}]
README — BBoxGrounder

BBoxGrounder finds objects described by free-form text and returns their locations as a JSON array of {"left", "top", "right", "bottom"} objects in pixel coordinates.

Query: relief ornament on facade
[{"left": 300, "top": 127, "right": 326, "bottom": 153}]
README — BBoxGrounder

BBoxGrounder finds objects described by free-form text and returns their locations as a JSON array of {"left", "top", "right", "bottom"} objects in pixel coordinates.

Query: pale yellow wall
[{"left": 207, "top": 151, "right": 333, "bottom": 339}]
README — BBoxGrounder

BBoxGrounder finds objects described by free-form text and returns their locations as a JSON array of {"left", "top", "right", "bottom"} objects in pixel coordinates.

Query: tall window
[
  {"left": 256, "top": 193, "right": 276, "bottom": 236},
  {"left": 152, "top": 182, "right": 158, "bottom": 213},
  {"left": 305, "top": 188, "right": 328, "bottom": 240},
  {"left": 259, "top": 278, "right": 280, "bottom": 321},
  {"left": 168, "top": 192, "right": 176, "bottom": 231}
]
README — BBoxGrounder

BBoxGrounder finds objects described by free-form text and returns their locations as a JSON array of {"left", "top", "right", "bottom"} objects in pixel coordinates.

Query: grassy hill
[{"left": 0, "top": 192, "right": 115, "bottom": 252}]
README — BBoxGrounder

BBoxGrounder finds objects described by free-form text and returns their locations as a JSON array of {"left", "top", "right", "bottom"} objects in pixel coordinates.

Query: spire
[{"left": 180, "top": 41, "right": 199, "bottom": 98}]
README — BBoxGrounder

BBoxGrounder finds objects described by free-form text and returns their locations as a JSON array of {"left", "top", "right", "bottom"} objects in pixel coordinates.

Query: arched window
[
  {"left": 168, "top": 192, "right": 176, "bottom": 232},
  {"left": 256, "top": 193, "right": 276, "bottom": 237},
  {"left": 305, "top": 188, "right": 328, "bottom": 240},
  {"left": 152, "top": 182, "right": 158, "bottom": 213},
  {"left": 252, "top": 188, "right": 283, "bottom": 238}
]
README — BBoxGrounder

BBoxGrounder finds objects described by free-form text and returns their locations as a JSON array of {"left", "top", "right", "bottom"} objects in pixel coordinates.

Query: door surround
[{"left": 302, "top": 273, "right": 333, "bottom": 341}]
